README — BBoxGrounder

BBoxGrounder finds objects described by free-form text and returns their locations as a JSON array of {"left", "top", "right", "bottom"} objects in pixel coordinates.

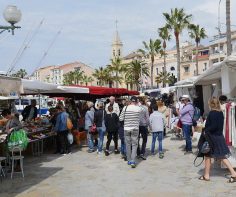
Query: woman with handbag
[{"left": 199, "top": 97, "right": 236, "bottom": 183}]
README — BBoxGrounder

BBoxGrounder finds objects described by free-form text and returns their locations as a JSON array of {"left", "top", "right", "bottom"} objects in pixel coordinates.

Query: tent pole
[{"left": 39, "top": 91, "right": 41, "bottom": 117}]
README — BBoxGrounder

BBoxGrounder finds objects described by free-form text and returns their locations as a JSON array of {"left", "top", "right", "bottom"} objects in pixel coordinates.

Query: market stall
[
  {"left": 194, "top": 54, "right": 236, "bottom": 168},
  {"left": 0, "top": 75, "right": 23, "bottom": 97}
]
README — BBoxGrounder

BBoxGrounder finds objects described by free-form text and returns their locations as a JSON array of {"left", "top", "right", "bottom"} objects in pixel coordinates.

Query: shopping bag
[
  {"left": 67, "top": 132, "right": 74, "bottom": 144},
  {"left": 8, "top": 129, "right": 29, "bottom": 150},
  {"left": 177, "top": 119, "right": 182, "bottom": 128},
  {"left": 67, "top": 117, "right": 73, "bottom": 130}
]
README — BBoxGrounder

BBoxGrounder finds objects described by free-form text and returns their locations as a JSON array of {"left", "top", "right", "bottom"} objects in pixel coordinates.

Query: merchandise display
[{"left": 22, "top": 117, "right": 54, "bottom": 143}]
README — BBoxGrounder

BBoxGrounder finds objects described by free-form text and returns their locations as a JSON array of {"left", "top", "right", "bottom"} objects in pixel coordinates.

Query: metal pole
[
  {"left": 140, "top": 63, "right": 143, "bottom": 93},
  {"left": 226, "top": 0, "right": 232, "bottom": 56},
  {"left": 218, "top": 0, "right": 222, "bottom": 36}
]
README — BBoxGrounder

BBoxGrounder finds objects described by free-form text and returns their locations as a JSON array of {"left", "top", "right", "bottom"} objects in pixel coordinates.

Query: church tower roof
[
  {"left": 112, "top": 20, "right": 123, "bottom": 46},
  {"left": 112, "top": 30, "right": 123, "bottom": 46}
]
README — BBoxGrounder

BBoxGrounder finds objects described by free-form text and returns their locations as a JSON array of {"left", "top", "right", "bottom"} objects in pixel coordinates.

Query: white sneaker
[{"left": 98, "top": 151, "right": 103, "bottom": 155}]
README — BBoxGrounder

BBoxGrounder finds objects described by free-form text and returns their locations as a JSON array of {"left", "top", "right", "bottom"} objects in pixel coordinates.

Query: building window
[
  {"left": 204, "top": 63, "right": 207, "bottom": 71},
  {"left": 184, "top": 66, "right": 190, "bottom": 73},
  {"left": 118, "top": 49, "right": 121, "bottom": 56},
  {"left": 220, "top": 45, "right": 223, "bottom": 52},
  {"left": 212, "top": 59, "right": 218, "bottom": 64},
  {"left": 156, "top": 68, "right": 158, "bottom": 75},
  {"left": 113, "top": 50, "right": 115, "bottom": 56},
  {"left": 170, "top": 66, "right": 175, "bottom": 71}
]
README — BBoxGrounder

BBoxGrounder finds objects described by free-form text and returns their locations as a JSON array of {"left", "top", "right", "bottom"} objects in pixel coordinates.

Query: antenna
[{"left": 115, "top": 19, "right": 118, "bottom": 31}]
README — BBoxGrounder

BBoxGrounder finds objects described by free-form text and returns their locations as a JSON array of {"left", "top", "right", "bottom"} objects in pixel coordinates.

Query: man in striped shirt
[{"left": 119, "top": 96, "right": 141, "bottom": 168}]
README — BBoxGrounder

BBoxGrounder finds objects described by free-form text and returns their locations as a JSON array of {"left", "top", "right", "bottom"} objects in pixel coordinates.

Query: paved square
[{"left": 1, "top": 134, "right": 236, "bottom": 197}]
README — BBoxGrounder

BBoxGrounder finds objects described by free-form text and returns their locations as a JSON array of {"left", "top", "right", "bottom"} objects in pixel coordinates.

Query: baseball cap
[
  {"left": 181, "top": 95, "right": 190, "bottom": 100},
  {"left": 130, "top": 96, "right": 138, "bottom": 102}
]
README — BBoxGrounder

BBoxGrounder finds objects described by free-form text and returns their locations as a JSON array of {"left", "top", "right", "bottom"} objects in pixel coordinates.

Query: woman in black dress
[{"left": 199, "top": 97, "right": 236, "bottom": 183}]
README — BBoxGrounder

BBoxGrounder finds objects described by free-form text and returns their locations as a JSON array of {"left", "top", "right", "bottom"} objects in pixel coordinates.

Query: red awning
[
  {"left": 127, "top": 90, "right": 140, "bottom": 96},
  {"left": 71, "top": 85, "right": 131, "bottom": 96}
]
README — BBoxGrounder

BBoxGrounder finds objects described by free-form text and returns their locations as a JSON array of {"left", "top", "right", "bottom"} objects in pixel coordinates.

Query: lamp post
[{"left": 0, "top": 5, "right": 22, "bottom": 35}]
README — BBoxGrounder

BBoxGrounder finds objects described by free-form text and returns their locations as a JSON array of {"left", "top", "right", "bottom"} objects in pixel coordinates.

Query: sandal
[
  {"left": 228, "top": 176, "right": 236, "bottom": 183},
  {"left": 198, "top": 176, "right": 210, "bottom": 181}
]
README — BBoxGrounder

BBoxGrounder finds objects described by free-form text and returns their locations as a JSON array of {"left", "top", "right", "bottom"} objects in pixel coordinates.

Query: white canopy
[
  {"left": 194, "top": 54, "right": 236, "bottom": 97},
  {"left": 22, "top": 79, "right": 89, "bottom": 95},
  {"left": 51, "top": 86, "right": 89, "bottom": 94},
  {"left": 175, "top": 76, "right": 198, "bottom": 86},
  {"left": 195, "top": 54, "right": 236, "bottom": 85},
  {"left": 22, "top": 79, "right": 58, "bottom": 94},
  {"left": 0, "top": 75, "right": 23, "bottom": 96}
]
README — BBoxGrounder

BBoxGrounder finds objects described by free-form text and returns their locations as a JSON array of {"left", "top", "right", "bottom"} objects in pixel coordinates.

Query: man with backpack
[{"left": 179, "top": 95, "right": 195, "bottom": 155}]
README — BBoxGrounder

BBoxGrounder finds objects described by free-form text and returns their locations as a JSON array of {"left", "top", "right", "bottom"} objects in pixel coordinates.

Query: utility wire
[
  {"left": 7, "top": 19, "right": 44, "bottom": 75},
  {"left": 31, "top": 28, "right": 62, "bottom": 75}
]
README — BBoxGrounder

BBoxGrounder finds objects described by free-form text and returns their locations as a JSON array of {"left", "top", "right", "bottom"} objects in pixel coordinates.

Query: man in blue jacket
[{"left": 55, "top": 105, "right": 71, "bottom": 154}]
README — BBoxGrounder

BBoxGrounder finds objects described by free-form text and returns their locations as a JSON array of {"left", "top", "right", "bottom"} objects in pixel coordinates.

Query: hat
[
  {"left": 181, "top": 95, "right": 190, "bottom": 100},
  {"left": 130, "top": 96, "right": 138, "bottom": 102}
]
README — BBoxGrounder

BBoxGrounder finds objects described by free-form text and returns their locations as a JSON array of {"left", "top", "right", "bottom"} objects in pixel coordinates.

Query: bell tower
[{"left": 112, "top": 20, "right": 123, "bottom": 60}]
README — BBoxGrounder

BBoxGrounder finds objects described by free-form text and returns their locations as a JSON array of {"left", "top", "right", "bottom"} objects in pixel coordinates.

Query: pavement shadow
[
  {"left": 0, "top": 159, "right": 63, "bottom": 196},
  {"left": 196, "top": 165, "right": 230, "bottom": 179}
]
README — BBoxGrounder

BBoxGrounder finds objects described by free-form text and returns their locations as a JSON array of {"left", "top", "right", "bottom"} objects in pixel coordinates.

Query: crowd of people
[{"left": 2, "top": 93, "right": 236, "bottom": 182}]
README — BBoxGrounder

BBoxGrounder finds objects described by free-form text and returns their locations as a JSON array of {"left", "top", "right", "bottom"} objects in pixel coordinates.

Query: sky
[{"left": 0, "top": 0, "right": 236, "bottom": 75}]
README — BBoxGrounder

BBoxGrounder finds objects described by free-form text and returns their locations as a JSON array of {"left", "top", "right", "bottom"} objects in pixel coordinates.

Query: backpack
[
  {"left": 193, "top": 106, "right": 201, "bottom": 121},
  {"left": 67, "top": 117, "right": 73, "bottom": 130}
]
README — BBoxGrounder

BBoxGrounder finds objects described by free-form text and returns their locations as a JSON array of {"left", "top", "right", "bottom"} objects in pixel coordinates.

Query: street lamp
[{"left": 0, "top": 5, "right": 22, "bottom": 35}]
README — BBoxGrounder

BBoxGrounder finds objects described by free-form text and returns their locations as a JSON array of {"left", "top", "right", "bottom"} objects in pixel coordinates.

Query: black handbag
[
  {"left": 201, "top": 141, "right": 211, "bottom": 154},
  {"left": 194, "top": 131, "right": 211, "bottom": 167}
]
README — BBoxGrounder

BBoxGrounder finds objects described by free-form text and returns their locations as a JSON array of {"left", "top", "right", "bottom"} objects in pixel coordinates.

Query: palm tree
[
  {"left": 226, "top": 0, "right": 232, "bottom": 56},
  {"left": 104, "top": 66, "right": 116, "bottom": 88},
  {"left": 124, "top": 75, "right": 134, "bottom": 90},
  {"left": 163, "top": 8, "right": 192, "bottom": 81},
  {"left": 158, "top": 26, "right": 171, "bottom": 87},
  {"left": 71, "top": 69, "right": 84, "bottom": 85},
  {"left": 189, "top": 24, "right": 207, "bottom": 76},
  {"left": 63, "top": 71, "right": 74, "bottom": 85},
  {"left": 110, "top": 57, "right": 124, "bottom": 88},
  {"left": 81, "top": 75, "right": 93, "bottom": 86},
  {"left": 155, "top": 71, "right": 175, "bottom": 87},
  {"left": 92, "top": 67, "right": 108, "bottom": 86},
  {"left": 125, "top": 60, "right": 149, "bottom": 91},
  {"left": 12, "top": 69, "right": 28, "bottom": 78},
  {"left": 138, "top": 38, "right": 162, "bottom": 88}
]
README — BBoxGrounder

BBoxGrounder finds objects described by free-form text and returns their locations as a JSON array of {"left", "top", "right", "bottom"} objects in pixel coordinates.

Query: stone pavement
[{"left": 0, "top": 133, "right": 236, "bottom": 197}]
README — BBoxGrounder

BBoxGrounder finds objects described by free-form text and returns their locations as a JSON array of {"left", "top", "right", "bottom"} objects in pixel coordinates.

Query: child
[
  {"left": 149, "top": 104, "right": 165, "bottom": 159},
  {"left": 104, "top": 106, "right": 120, "bottom": 156}
]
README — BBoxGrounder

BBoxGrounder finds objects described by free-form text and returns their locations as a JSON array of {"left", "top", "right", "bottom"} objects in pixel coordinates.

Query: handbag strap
[
  {"left": 193, "top": 155, "right": 204, "bottom": 167},
  {"left": 124, "top": 106, "right": 128, "bottom": 122}
]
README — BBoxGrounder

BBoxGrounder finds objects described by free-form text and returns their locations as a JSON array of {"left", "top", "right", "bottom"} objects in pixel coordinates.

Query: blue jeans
[
  {"left": 182, "top": 124, "right": 192, "bottom": 151},
  {"left": 120, "top": 138, "right": 126, "bottom": 155},
  {"left": 151, "top": 131, "right": 163, "bottom": 154},
  {"left": 119, "top": 124, "right": 126, "bottom": 155},
  {"left": 87, "top": 129, "right": 94, "bottom": 150},
  {"left": 97, "top": 127, "right": 106, "bottom": 152}
]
